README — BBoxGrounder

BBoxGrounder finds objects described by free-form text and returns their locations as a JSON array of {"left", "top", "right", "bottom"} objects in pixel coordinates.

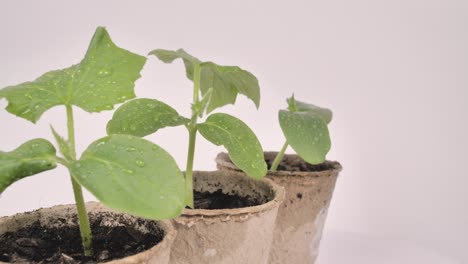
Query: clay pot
[
  {"left": 0, "top": 202, "right": 176, "bottom": 264},
  {"left": 216, "top": 152, "right": 342, "bottom": 264},
  {"left": 169, "top": 170, "right": 285, "bottom": 264}
]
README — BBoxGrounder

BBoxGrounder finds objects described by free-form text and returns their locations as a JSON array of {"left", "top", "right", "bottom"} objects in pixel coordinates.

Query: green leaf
[
  {"left": 107, "top": 98, "right": 189, "bottom": 137},
  {"left": 149, "top": 49, "right": 260, "bottom": 113},
  {"left": 198, "top": 113, "right": 266, "bottom": 179},
  {"left": 50, "top": 126, "right": 73, "bottom": 160},
  {"left": 69, "top": 135, "right": 185, "bottom": 220},
  {"left": 149, "top": 49, "right": 200, "bottom": 80},
  {"left": 0, "top": 139, "right": 57, "bottom": 193},
  {"left": 199, "top": 62, "right": 260, "bottom": 113},
  {"left": 0, "top": 27, "right": 146, "bottom": 123},
  {"left": 279, "top": 110, "right": 331, "bottom": 164},
  {"left": 287, "top": 95, "right": 333, "bottom": 124}
]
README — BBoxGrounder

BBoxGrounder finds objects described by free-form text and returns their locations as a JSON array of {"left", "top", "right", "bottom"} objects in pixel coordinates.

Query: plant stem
[
  {"left": 185, "top": 127, "right": 197, "bottom": 208},
  {"left": 66, "top": 105, "right": 93, "bottom": 257},
  {"left": 270, "top": 141, "right": 289, "bottom": 172},
  {"left": 184, "top": 64, "right": 201, "bottom": 208},
  {"left": 71, "top": 177, "right": 93, "bottom": 256}
]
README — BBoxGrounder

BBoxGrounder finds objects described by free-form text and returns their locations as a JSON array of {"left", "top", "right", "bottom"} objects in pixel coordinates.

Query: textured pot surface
[
  {"left": 216, "top": 152, "right": 342, "bottom": 264},
  {"left": 170, "top": 170, "right": 285, "bottom": 264},
  {"left": 0, "top": 202, "right": 176, "bottom": 264}
]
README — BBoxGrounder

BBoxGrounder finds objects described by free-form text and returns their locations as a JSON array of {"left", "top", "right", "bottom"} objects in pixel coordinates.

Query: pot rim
[
  {"left": 179, "top": 170, "right": 285, "bottom": 217},
  {"left": 216, "top": 152, "right": 342, "bottom": 178},
  {"left": 0, "top": 202, "right": 176, "bottom": 264}
]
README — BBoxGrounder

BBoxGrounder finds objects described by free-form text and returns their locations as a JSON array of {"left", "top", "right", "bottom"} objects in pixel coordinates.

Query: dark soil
[
  {"left": 265, "top": 156, "right": 332, "bottom": 172},
  {"left": 192, "top": 190, "right": 263, "bottom": 210},
  {"left": 0, "top": 214, "right": 164, "bottom": 263}
]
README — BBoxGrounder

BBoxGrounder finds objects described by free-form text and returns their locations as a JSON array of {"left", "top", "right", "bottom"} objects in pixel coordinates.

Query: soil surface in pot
[
  {"left": 192, "top": 190, "right": 265, "bottom": 209},
  {"left": 265, "top": 156, "right": 334, "bottom": 172},
  {"left": 0, "top": 213, "right": 164, "bottom": 263}
]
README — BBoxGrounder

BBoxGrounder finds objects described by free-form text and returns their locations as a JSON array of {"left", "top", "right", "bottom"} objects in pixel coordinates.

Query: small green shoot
[
  {"left": 0, "top": 27, "right": 185, "bottom": 257},
  {"left": 107, "top": 49, "right": 267, "bottom": 208},
  {"left": 270, "top": 95, "right": 332, "bottom": 171}
]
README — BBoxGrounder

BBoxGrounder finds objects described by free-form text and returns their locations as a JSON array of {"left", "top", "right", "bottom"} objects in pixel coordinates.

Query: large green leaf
[
  {"left": 198, "top": 113, "right": 266, "bottom": 179},
  {"left": 69, "top": 135, "right": 185, "bottom": 220},
  {"left": 287, "top": 95, "right": 333, "bottom": 124},
  {"left": 0, "top": 27, "right": 146, "bottom": 123},
  {"left": 107, "top": 98, "right": 189, "bottom": 137},
  {"left": 279, "top": 110, "right": 331, "bottom": 164},
  {"left": 149, "top": 49, "right": 260, "bottom": 113},
  {"left": 0, "top": 139, "right": 57, "bottom": 193}
]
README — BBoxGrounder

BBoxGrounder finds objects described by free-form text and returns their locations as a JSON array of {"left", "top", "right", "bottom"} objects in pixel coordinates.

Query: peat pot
[
  {"left": 170, "top": 170, "right": 285, "bottom": 264},
  {"left": 0, "top": 202, "right": 176, "bottom": 264},
  {"left": 216, "top": 152, "right": 342, "bottom": 264}
]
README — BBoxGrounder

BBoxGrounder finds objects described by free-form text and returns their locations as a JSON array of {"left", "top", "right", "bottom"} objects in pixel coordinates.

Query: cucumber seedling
[
  {"left": 0, "top": 27, "right": 185, "bottom": 257},
  {"left": 270, "top": 95, "right": 333, "bottom": 171},
  {"left": 107, "top": 49, "right": 267, "bottom": 207}
]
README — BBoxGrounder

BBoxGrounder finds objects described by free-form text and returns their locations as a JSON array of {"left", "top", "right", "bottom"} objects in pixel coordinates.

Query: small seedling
[
  {"left": 270, "top": 95, "right": 332, "bottom": 171},
  {"left": 107, "top": 49, "right": 267, "bottom": 207},
  {"left": 0, "top": 27, "right": 185, "bottom": 257}
]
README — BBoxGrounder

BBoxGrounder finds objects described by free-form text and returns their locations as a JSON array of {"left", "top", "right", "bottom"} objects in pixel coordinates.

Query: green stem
[
  {"left": 185, "top": 126, "right": 197, "bottom": 208},
  {"left": 66, "top": 105, "right": 93, "bottom": 257},
  {"left": 71, "top": 178, "right": 93, "bottom": 256},
  {"left": 270, "top": 140, "right": 289, "bottom": 172},
  {"left": 184, "top": 64, "right": 201, "bottom": 208}
]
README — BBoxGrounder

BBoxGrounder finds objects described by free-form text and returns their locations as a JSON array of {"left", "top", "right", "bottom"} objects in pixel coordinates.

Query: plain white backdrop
[{"left": 0, "top": 0, "right": 467, "bottom": 262}]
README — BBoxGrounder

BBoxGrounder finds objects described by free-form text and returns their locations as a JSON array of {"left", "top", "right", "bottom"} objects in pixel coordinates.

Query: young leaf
[
  {"left": 287, "top": 95, "right": 333, "bottom": 124},
  {"left": 198, "top": 113, "right": 266, "bottom": 179},
  {"left": 149, "top": 49, "right": 260, "bottom": 113},
  {"left": 69, "top": 135, "right": 185, "bottom": 220},
  {"left": 107, "top": 98, "right": 189, "bottom": 137},
  {"left": 279, "top": 110, "right": 331, "bottom": 164},
  {"left": 149, "top": 49, "right": 200, "bottom": 80},
  {"left": 0, "top": 27, "right": 146, "bottom": 123},
  {"left": 192, "top": 88, "right": 213, "bottom": 118},
  {"left": 50, "top": 126, "right": 73, "bottom": 160},
  {"left": 0, "top": 139, "right": 57, "bottom": 193},
  {"left": 199, "top": 62, "right": 260, "bottom": 113}
]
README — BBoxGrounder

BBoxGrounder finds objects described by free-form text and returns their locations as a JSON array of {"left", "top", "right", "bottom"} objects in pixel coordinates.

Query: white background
[{"left": 0, "top": 1, "right": 467, "bottom": 263}]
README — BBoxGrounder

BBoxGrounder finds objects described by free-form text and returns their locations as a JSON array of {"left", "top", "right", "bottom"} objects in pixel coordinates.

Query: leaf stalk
[{"left": 270, "top": 141, "right": 289, "bottom": 172}]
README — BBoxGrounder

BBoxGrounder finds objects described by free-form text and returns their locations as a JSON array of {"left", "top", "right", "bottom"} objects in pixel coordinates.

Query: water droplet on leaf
[
  {"left": 123, "top": 169, "right": 134, "bottom": 174},
  {"left": 135, "top": 159, "right": 145, "bottom": 167},
  {"left": 126, "top": 147, "right": 136, "bottom": 152},
  {"left": 97, "top": 68, "right": 112, "bottom": 77}
]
